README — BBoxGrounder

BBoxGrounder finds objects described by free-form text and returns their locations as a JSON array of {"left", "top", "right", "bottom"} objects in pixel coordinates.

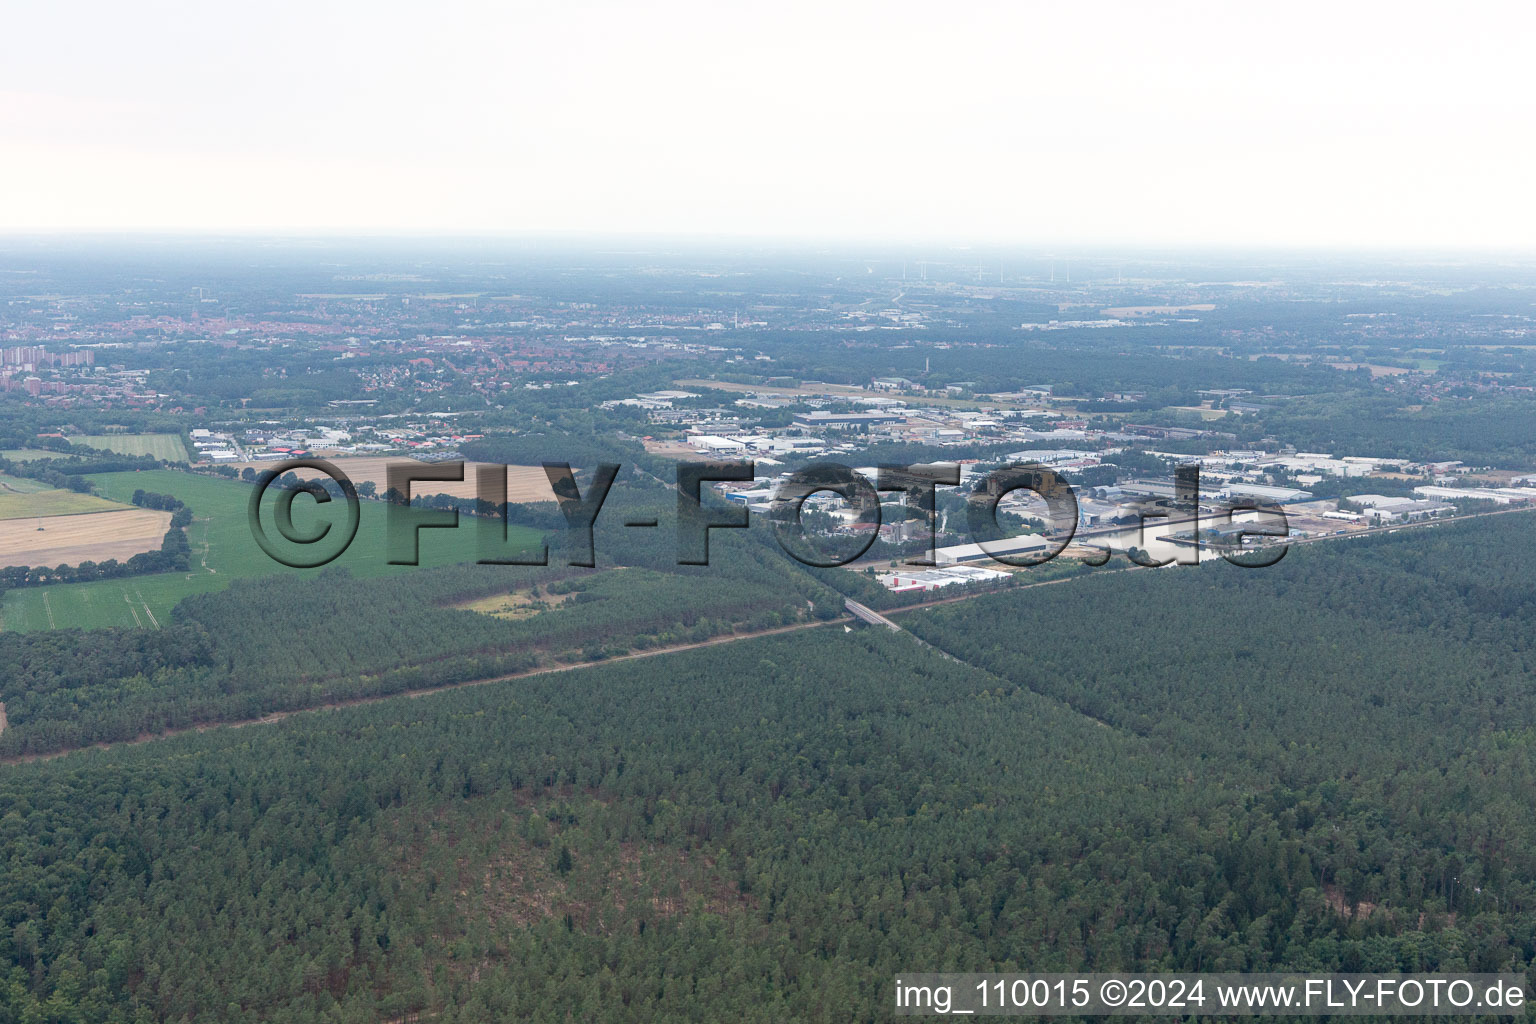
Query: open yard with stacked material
[
  {"left": 68, "top": 433, "right": 190, "bottom": 461},
  {"left": 228, "top": 456, "right": 556, "bottom": 503}
]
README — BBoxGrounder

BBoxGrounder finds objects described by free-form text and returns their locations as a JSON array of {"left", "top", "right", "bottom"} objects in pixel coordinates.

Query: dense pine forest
[
  {"left": 0, "top": 511, "right": 845, "bottom": 757},
  {"left": 0, "top": 516, "right": 1533, "bottom": 1021}
]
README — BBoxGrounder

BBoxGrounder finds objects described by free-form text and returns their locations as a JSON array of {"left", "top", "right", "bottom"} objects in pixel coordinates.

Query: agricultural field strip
[
  {"left": 227, "top": 457, "right": 555, "bottom": 503},
  {"left": 68, "top": 433, "right": 190, "bottom": 462}
]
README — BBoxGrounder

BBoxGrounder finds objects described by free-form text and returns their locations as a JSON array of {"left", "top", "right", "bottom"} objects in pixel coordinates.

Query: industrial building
[
  {"left": 933, "top": 534, "right": 1048, "bottom": 565},
  {"left": 792, "top": 411, "right": 904, "bottom": 430},
  {"left": 1222, "top": 483, "right": 1314, "bottom": 504},
  {"left": 877, "top": 565, "right": 1011, "bottom": 592}
]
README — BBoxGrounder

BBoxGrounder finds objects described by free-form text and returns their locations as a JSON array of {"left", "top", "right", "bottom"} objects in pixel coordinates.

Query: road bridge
[{"left": 845, "top": 598, "right": 901, "bottom": 631}]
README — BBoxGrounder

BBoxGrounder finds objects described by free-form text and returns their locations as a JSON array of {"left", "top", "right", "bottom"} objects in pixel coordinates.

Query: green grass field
[
  {"left": 0, "top": 488, "right": 129, "bottom": 520},
  {"left": 69, "top": 433, "right": 190, "bottom": 462},
  {"left": 1, "top": 449, "right": 71, "bottom": 461},
  {"left": 1, "top": 469, "right": 545, "bottom": 631},
  {"left": 0, "top": 474, "right": 52, "bottom": 495}
]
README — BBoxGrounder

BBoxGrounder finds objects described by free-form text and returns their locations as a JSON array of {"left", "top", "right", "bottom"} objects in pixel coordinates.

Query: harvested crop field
[
  {"left": 229, "top": 456, "right": 557, "bottom": 503},
  {"left": 0, "top": 509, "right": 172, "bottom": 568}
]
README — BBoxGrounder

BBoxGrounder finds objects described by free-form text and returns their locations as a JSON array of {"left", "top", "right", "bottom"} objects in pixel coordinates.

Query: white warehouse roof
[{"left": 934, "top": 534, "right": 1048, "bottom": 564}]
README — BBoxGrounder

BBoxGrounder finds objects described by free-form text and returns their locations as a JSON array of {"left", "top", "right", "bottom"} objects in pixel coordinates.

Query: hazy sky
[{"left": 3, "top": 0, "right": 1533, "bottom": 247}]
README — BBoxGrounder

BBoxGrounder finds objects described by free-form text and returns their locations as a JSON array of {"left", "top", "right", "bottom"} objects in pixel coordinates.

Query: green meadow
[
  {"left": 1, "top": 449, "right": 70, "bottom": 461},
  {"left": 2, "top": 469, "right": 544, "bottom": 631},
  {"left": 0, "top": 488, "right": 128, "bottom": 520},
  {"left": 69, "top": 433, "right": 191, "bottom": 461},
  {"left": 0, "top": 474, "right": 51, "bottom": 494}
]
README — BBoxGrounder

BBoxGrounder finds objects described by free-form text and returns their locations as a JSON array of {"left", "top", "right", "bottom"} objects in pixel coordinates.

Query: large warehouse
[{"left": 933, "top": 534, "right": 1049, "bottom": 565}]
